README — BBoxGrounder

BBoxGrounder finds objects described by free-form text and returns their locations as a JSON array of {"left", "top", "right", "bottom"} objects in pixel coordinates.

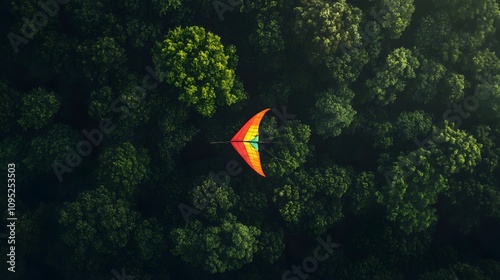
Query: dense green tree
[
  {"left": 366, "top": 47, "right": 420, "bottom": 105},
  {"left": 377, "top": 147, "right": 447, "bottom": 234},
  {"left": 378, "top": 121, "right": 483, "bottom": 233},
  {"left": 154, "top": 103, "right": 199, "bottom": 167},
  {"left": 58, "top": 186, "right": 138, "bottom": 269},
  {"left": 77, "top": 37, "right": 127, "bottom": 85},
  {"left": 0, "top": 135, "right": 26, "bottom": 170},
  {"left": 311, "top": 86, "right": 357, "bottom": 139},
  {"left": 371, "top": 121, "right": 394, "bottom": 150},
  {"left": 112, "top": 75, "right": 154, "bottom": 128},
  {"left": 411, "top": 57, "right": 447, "bottom": 104},
  {"left": 190, "top": 176, "right": 239, "bottom": 223},
  {"left": 413, "top": 13, "right": 463, "bottom": 63},
  {"left": 239, "top": 0, "right": 290, "bottom": 54},
  {"left": 132, "top": 217, "right": 167, "bottom": 264},
  {"left": 443, "top": 178, "right": 500, "bottom": 234},
  {"left": 294, "top": 0, "right": 363, "bottom": 64},
  {"left": 123, "top": 0, "right": 161, "bottom": 49},
  {"left": 273, "top": 166, "right": 350, "bottom": 234},
  {"left": 474, "top": 125, "right": 500, "bottom": 173},
  {"left": 431, "top": 0, "right": 500, "bottom": 39},
  {"left": 259, "top": 119, "right": 311, "bottom": 177},
  {"left": 475, "top": 74, "right": 500, "bottom": 120},
  {"left": 152, "top": 0, "right": 212, "bottom": 22},
  {"left": 325, "top": 47, "right": 371, "bottom": 86},
  {"left": 465, "top": 48, "right": 500, "bottom": 81},
  {"left": 340, "top": 255, "right": 403, "bottom": 279},
  {"left": 23, "top": 124, "right": 81, "bottom": 175},
  {"left": 170, "top": 214, "right": 261, "bottom": 273},
  {"left": 350, "top": 217, "right": 432, "bottom": 265},
  {"left": 430, "top": 121, "right": 483, "bottom": 175},
  {"left": 152, "top": 26, "right": 246, "bottom": 116},
  {"left": 345, "top": 171, "right": 376, "bottom": 215},
  {"left": 88, "top": 86, "right": 114, "bottom": 120},
  {"left": 255, "top": 229, "right": 284, "bottom": 263},
  {"left": 395, "top": 110, "right": 433, "bottom": 141},
  {"left": 371, "top": 0, "right": 415, "bottom": 39},
  {"left": 440, "top": 71, "right": 468, "bottom": 106},
  {"left": 34, "top": 32, "right": 77, "bottom": 75},
  {"left": 66, "top": 0, "right": 125, "bottom": 40},
  {"left": 249, "top": 12, "right": 285, "bottom": 54},
  {"left": 97, "top": 141, "right": 150, "bottom": 197},
  {"left": 18, "top": 87, "right": 60, "bottom": 130}
]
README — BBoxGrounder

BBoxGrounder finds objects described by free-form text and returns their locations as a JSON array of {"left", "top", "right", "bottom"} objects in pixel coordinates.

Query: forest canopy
[{"left": 1, "top": 0, "right": 500, "bottom": 279}]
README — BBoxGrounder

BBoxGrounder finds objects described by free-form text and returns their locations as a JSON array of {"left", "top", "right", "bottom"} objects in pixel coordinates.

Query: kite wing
[{"left": 231, "top": 108, "right": 270, "bottom": 177}]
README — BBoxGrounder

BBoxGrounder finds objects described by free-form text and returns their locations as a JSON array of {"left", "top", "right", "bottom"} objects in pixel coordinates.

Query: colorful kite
[{"left": 211, "top": 108, "right": 270, "bottom": 176}]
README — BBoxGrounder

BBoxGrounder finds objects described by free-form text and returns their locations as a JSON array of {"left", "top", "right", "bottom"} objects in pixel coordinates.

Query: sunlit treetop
[{"left": 152, "top": 26, "right": 246, "bottom": 117}]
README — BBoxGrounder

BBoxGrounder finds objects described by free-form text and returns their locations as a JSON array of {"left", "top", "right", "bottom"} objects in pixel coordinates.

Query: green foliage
[
  {"left": 190, "top": 176, "right": 239, "bottom": 223},
  {"left": 412, "top": 57, "right": 447, "bottom": 104},
  {"left": 155, "top": 103, "right": 199, "bottom": 165},
  {"left": 294, "top": 0, "right": 363, "bottom": 64},
  {"left": 414, "top": 13, "right": 463, "bottom": 63},
  {"left": 377, "top": 148, "right": 448, "bottom": 234},
  {"left": 260, "top": 119, "right": 311, "bottom": 177},
  {"left": 123, "top": 0, "right": 161, "bottom": 49},
  {"left": 152, "top": 0, "right": 212, "bottom": 22},
  {"left": 251, "top": 12, "right": 285, "bottom": 54},
  {"left": 242, "top": 0, "right": 287, "bottom": 55},
  {"left": 373, "top": 0, "right": 415, "bottom": 39},
  {"left": 466, "top": 48, "right": 500, "bottom": 81},
  {"left": 97, "top": 142, "right": 150, "bottom": 197},
  {"left": 431, "top": 0, "right": 500, "bottom": 39},
  {"left": 443, "top": 178, "right": 500, "bottom": 234},
  {"left": 88, "top": 86, "right": 114, "bottom": 120},
  {"left": 170, "top": 214, "right": 261, "bottom": 274},
  {"left": 325, "top": 47, "right": 370, "bottom": 85},
  {"left": 273, "top": 166, "right": 350, "bottom": 234},
  {"left": 133, "top": 218, "right": 167, "bottom": 263},
  {"left": 18, "top": 87, "right": 60, "bottom": 130},
  {"left": 474, "top": 125, "right": 500, "bottom": 173},
  {"left": 311, "top": 86, "right": 357, "bottom": 139},
  {"left": 366, "top": 47, "right": 420, "bottom": 105},
  {"left": 441, "top": 72, "right": 468, "bottom": 106},
  {"left": 431, "top": 121, "right": 483, "bottom": 175},
  {"left": 23, "top": 124, "right": 81, "bottom": 175},
  {"left": 58, "top": 186, "right": 138, "bottom": 269},
  {"left": 345, "top": 171, "right": 376, "bottom": 215},
  {"left": 152, "top": 26, "right": 245, "bottom": 116},
  {"left": 395, "top": 110, "right": 433, "bottom": 141},
  {"left": 35, "top": 32, "right": 76, "bottom": 74},
  {"left": 66, "top": 0, "right": 125, "bottom": 40},
  {"left": 476, "top": 74, "right": 500, "bottom": 120},
  {"left": 371, "top": 121, "right": 394, "bottom": 150},
  {"left": 256, "top": 229, "right": 284, "bottom": 263},
  {"left": 77, "top": 37, "right": 127, "bottom": 85}
]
